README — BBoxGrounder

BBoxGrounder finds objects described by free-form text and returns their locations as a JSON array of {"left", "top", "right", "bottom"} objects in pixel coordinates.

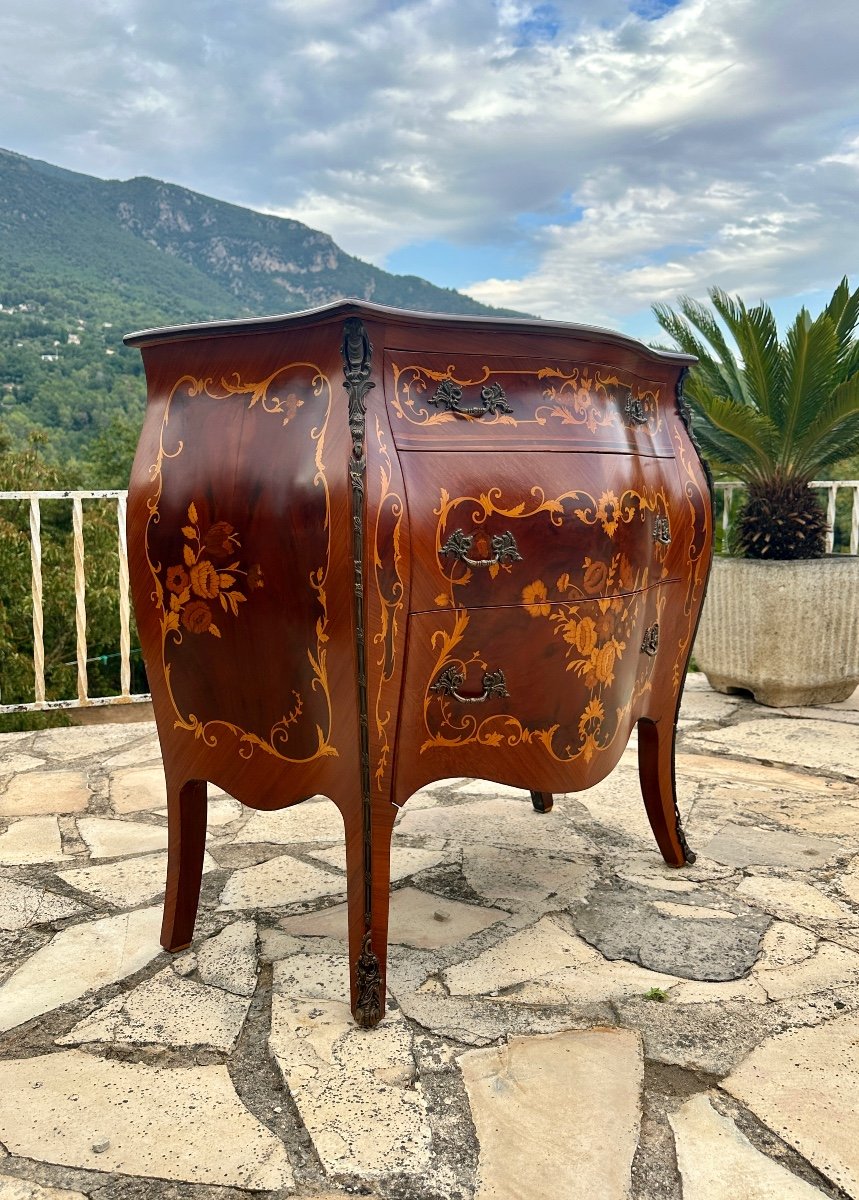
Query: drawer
[
  {"left": 402, "top": 451, "right": 686, "bottom": 612},
  {"left": 384, "top": 349, "right": 675, "bottom": 455},
  {"left": 403, "top": 582, "right": 674, "bottom": 768}
]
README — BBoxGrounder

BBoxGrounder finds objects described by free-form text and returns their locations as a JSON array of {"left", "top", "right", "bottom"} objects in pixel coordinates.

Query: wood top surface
[{"left": 123, "top": 297, "right": 697, "bottom": 367}]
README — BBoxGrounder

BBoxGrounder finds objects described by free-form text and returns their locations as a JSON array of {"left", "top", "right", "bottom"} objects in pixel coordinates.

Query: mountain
[{"left": 0, "top": 147, "right": 521, "bottom": 474}]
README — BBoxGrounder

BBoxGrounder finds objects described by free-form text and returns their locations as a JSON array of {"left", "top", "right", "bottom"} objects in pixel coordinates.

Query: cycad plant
[{"left": 653, "top": 278, "right": 859, "bottom": 559}]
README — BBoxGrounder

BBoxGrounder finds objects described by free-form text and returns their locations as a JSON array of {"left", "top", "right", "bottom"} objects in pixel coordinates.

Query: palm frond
[
  {"left": 823, "top": 276, "right": 859, "bottom": 361},
  {"left": 779, "top": 311, "right": 840, "bottom": 463},
  {"left": 688, "top": 426, "right": 768, "bottom": 480},
  {"left": 800, "top": 418, "right": 859, "bottom": 471},
  {"left": 843, "top": 339, "right": 859, "bottom": 381},
  {"left": 652, "top": 302, "right": 746, "bottom": 406},
  {"left": 674, "top": 297, "right": 748, "bottom": 406},
  {"left": 789, "top": 375, "right": 859, "bottom": 476},
  {"left": 655, "top": 278, "right": 859, "bottom": 500},
  {"left": 709, "top": 289, "right": 782, "bottom": 422},
  {"left": 651, "top": 304, "right": 711, "bottom": 359},
  {"left": 687, "top": 390, "right": 779, "bottom": 480}
]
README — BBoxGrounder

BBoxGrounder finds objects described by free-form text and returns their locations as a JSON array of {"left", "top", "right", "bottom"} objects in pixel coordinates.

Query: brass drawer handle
[
  {"left": 624, "top": 394, "right": 648, "bottom": 425},
  {"left": 653, "top": 515, "right": 671, "bottom": 544},
  {"left": 430, "top": 378, "right": 513, "bottom": 418},
  {"left": 440, "top": 529, "right": 523, "bottom": 568},
  {"left": 641, "top": 623, "right": 660, "bottom": 656},
  {"left": 431, "top": 665, "right": 509, "bottom": 704}
]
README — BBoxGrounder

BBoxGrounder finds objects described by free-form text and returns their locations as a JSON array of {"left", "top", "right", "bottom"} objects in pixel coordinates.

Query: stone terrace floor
[{"left": 1, "top": 676, "right": 859, "bottom": 1200}]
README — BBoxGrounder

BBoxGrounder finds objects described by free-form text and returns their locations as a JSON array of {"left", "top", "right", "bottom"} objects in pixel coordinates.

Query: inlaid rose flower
[
  {"left": 190, "top": 559, "right": 221, "bottom": 599},
  {"left": 204, "top": 521, "right": 237, "bottom": 560},
  {"left": 166, "top": 564, "right": 190, "bottom": 595},
  {"left": 594, "top": 643, "right": 617, "bottom": 684},
  {"left": 575, "top": 616, "right": 598, "bottom": 656},
  {"left": 561, "top": 619, "right": 579, "bottom": 644},
  {"left": 583, "top": 559, "right": 608, "bottom": 595},
  {"left": 182, "top": 600, "right": 212, "bottom": 634},
  {"left": 522, "top": 579, "right": 551, "bottom": 618}
]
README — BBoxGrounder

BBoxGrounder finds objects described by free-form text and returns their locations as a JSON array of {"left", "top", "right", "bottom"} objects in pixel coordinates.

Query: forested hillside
[
  {"left": 0, "top": 146, "right": 528, "bottom": 724},
  {"left": 0, "top": 147, "right": 520, "bottom": 480}
]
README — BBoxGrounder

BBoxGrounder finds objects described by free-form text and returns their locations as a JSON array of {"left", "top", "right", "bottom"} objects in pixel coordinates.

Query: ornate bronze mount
[
  {"left": 653, "top": 515, "right": 672, "bottom": 544},
  {"left": 440, "top": 528, "right": 523, "bottom": 568},
  {"left": 673, "top": 789, "right": 697, "bottom": 865},
  {"left": 354, "top": 930, "right": 383, "bottom": 1028},
  {"left": 624, "top": 394, "right": 648, "bottom": 425},
  {"left": 641, "top": 623, "right": 660, "bottom": 656},
  {"left": 431, "top": 664, "right": 509, "bottom": 704},
  {"left": 342, "top": 318, "right": 374, "bottom": 463},
  {"left": 430, "top": 377, "right": 513, "bottom": 418},
  {"left": 342, "top": 318, "right": 377, "bottom": 974}
]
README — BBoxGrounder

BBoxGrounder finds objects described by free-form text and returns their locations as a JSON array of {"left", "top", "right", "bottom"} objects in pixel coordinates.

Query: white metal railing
[
  {"left": 714, "top": 480, "right": 859, "bottom": 556},
  {"left": 0, "top": 490, "right": 150, "bottom": 714}
]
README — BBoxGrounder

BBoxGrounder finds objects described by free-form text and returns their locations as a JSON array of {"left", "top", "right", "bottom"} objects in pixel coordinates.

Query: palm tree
[{"left": 653, "top": 278, "right": 859, "bottom": 558}]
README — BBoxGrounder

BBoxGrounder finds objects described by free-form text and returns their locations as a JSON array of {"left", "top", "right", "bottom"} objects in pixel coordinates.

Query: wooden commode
[{"left": 125, "top": 300, "right": 713, "bottom": 1027}]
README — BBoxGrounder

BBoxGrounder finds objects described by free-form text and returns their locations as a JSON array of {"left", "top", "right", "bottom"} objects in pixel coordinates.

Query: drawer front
[
  {"left": 402, "top": 451, "right": 686, "bottom": 613},
  {"left": 384, "top": 349, "right": 675, "bottom": 454},
  {"left": 403, "top": 582, "right": 674, "bottom": 771}
]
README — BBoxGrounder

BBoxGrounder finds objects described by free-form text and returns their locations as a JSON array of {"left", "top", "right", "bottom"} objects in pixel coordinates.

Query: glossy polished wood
[{"left": 125, "top": 299, "right": 712, "bottom": 1027}]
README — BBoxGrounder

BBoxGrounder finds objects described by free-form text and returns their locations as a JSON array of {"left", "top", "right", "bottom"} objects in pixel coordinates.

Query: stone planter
[{"left": 693, "top": 556, "right": 859, "bottom": 707}]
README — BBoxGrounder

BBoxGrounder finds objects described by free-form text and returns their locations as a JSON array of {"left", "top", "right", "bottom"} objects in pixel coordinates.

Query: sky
[{"left": 1, "top": 0, "right": 857, "bottom": 339}]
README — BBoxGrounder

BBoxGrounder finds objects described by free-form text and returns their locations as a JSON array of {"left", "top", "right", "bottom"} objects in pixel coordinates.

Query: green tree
[
  {"left": 83, "top": 409, "right": 144, "bottom": 489},
  {"left": 653, "top": 278, "right": 859, "bottom": 558}
]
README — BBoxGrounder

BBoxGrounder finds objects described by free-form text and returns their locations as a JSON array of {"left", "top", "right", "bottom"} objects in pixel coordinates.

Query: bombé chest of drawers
[{"left": 125, "top": 300, "right": 713, "bottom": 1027}]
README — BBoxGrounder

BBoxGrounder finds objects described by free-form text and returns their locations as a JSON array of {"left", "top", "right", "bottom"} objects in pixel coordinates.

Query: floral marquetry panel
[
  {"left": 142, "top": 365, "right": 342, "bottom": 763},
  {"left": 399, "top": 450, "right": 688, "bottom": 613},
  {"left": 125, "top": 300, "right": 711, "bottom": 1030},
  {"left": 399, "top": 582, "right": 675, "bottom": 793},
  {"left": 384, "top": 350, "right": 675, "bottom": 454}
]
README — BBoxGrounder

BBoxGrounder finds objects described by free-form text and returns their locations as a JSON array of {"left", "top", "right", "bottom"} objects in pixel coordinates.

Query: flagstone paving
[
  {"left": 459, "top": 1028, "right": 643, "bottom": 1199},
  {"left": 0, "top": 674, "right": 856, "bottom": 1198},
  {"left": 669, "top": 1094, "right": 828, "bottom": 1199}
]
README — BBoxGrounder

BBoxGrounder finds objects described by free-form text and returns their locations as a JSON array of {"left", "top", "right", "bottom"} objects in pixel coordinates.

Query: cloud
[
  {"left": 456, "top": 0, "right": 859, "bottom": 321},
  {"left": 464, "top": 164, "right": 852, "bottom": 323},
  {"left": 0, "top": 0, "right": 856, "bottom": 325}
]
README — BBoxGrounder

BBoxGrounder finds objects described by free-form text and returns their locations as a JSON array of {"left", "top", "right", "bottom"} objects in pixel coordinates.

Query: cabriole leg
[
  {"left": 366, "top": 800, "right": 397, "bottom": 1020},
  {"left": 344, "top": 800, "right": 397, "bottom": 1029},
  {"left": 161, "top": 777, "right": 208, "bottom": 951},
  {"left": 530, "top": 790, "right": 554, "bottom": 813},
  {"left": 343, "top": 804, "right": 374, "bottom": 1025},
  {"left": 637, "top": 718, "right": 696, "bottom": 867}
]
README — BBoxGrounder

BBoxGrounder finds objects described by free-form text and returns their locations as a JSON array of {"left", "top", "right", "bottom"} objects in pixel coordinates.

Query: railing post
[
  {"left": 30, "top": 497, "right": 46, "bottom": 706},
  {"left": 721, "top": 485, "right": 734, "bottom": 551},
  {"left": 825, "top": 485, "right": 838, "bottom": 554},
  {"left": 71, "top": 496, "right": 89, "bottom": 704},
  {"left": 117, "top": 493, "right": 132, "bottom": 698}
]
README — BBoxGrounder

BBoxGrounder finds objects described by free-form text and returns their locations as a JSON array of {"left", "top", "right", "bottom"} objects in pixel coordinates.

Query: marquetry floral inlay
[
  {"left": 522, "top": 549, "right": 643, "bottom": 692},
  {"left": 144, "top": 364, "right": 337, "bottom": 763},
  {"left": 433, "top": 481, "right": 674, "bottom": 610},
  {"left": 423, "top": 470, "right": 678, "bottom": 764},
  {"left": 390, "top": 362, "right": 660, "bottom": 434},
  {"left": 162, "top": 502, "right": 263, "bottom": 641},
  {"left": 422, "top": 550, "right": 664, "bottom": 764}
]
